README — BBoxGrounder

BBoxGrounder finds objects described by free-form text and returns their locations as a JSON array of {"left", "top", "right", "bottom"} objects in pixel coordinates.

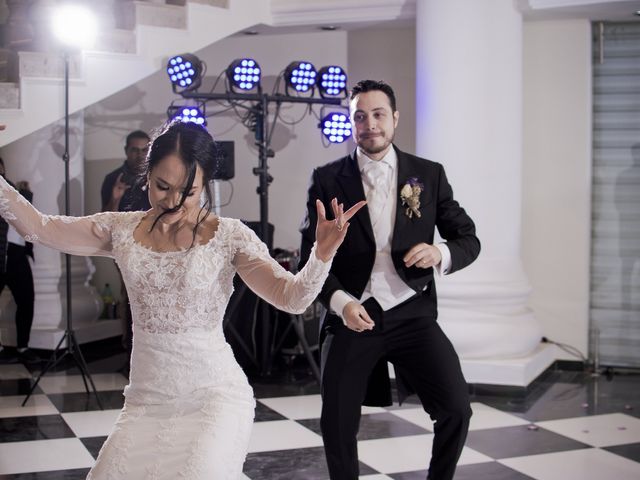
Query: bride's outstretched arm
[
  {"left": 233, "top": 198, "right": 365, "bottom": 314},
  {"left": 0, "top": 175, "right": 114, "bottom": 257},
  {"left": 234, "top": 235, "right": 330, "bottom": 314}
]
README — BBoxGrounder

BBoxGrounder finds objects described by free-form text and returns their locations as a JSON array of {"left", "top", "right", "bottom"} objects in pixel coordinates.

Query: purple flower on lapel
[{"left": 400, "top": 177, "right": 423, "bottom": 219}]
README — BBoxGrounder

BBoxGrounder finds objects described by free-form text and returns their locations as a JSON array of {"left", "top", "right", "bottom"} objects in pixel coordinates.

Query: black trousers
[
  {"left": 320, "top": 296, "right": 471, "bottom": 480},
  {"left": 0, "top": 243, "right": 35, "bottom": 349}
]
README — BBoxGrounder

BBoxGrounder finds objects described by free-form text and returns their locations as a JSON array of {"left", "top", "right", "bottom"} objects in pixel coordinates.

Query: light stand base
[
  {"left": 13, "top": 319, "right": 123, "bottom": 350},
  {"left": 22, "top": 329, "right": 103, "bottom": 409}
]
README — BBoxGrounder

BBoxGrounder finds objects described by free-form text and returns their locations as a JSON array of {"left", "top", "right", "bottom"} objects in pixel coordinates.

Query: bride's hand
[{"left": 314, "top": 198, "right": 366, "bottom": 262}]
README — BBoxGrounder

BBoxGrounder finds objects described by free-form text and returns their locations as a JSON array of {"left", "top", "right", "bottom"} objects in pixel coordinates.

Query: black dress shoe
[
  {"left": 0, "top": 348, "right": 19, "bottom": 364},
  {"left": 18, "top": 348, "right": 41, "bottom": 364}
]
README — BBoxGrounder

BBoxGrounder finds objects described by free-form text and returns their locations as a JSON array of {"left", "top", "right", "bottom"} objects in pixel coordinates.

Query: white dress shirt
[{"left": 329, "top": 147, "right": 452, "bottom": 319}]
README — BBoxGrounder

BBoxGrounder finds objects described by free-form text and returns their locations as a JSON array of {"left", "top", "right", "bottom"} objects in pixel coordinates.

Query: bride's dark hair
[{"left": 144, "top": 120, "right": 216, "bottom": 246}]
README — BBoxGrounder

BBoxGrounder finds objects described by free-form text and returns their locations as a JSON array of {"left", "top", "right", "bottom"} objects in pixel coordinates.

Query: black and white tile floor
[{"left": 0, "top": 348, "right": 639, "bottom": 480}]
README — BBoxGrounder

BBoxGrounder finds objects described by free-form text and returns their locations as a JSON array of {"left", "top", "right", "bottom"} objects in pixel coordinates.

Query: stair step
[
  {"left": 18, "top": 51, "right": 82, "bottom": 80},
  {"left": 189, "top": 0, "right": 229, "bottom": 6},
  {"left": 0, "top": 82, "right": 19, "bottom": 109},
  {"left": 128, "top": 1, "right": 187, "bottom": 30},
  {"left": 93, "top": 29, "right": 137, "bottom": 56}
]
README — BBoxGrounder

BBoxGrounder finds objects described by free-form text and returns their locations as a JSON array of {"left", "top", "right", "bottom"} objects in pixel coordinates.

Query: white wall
[
  {"left": 84, "top": 30, "right": 350, "bottom": 296},
  {"left": 522, "top": 19, "right": 593, "bottom": 360},
  {"left": 347, "top": 25, "right": 416, "bottom": 152}
]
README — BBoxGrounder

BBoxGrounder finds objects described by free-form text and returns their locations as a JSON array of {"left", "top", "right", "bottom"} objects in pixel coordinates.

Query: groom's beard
[{"left": 357, "top": 130, "right": 395, "bottom": 157}]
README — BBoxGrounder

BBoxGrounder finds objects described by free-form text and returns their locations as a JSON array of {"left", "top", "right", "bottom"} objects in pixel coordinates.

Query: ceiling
[{"left": 233, "top": 0, "right": 640, "bottom": 37}]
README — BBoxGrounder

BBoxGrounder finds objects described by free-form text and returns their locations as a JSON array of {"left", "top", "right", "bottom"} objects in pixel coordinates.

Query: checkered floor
[{"left": 1, "top": 358, "right": 639, "bottom": 479}]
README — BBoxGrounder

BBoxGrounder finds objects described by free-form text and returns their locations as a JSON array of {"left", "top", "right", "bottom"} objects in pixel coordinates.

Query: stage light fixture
[
  {"left": 284, "top": 61, "right": 317, "bottom": 94},
  {"left": 167, "top": 103, "right": 207, "bottom": 126},
  {"left": 317, "top": 66, "right": 347, "bottom": 98},
  {"left": 167, "top": 53, "right": 203, "bottom": 93},
  {"left": 320, "top": 111, "right": 352, "bottom": 144},
  {"left": 226, "top": 58, "right": 261, "bottom": 92},
  {"left": 52, "top": 4, "right": 97, "bottom": 49},
  {"left": 26, "top": 1, "right": 103, "bottom": 409}
]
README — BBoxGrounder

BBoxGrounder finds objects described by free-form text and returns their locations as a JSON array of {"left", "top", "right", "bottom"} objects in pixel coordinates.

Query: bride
[{"left": 0, "top": 121, "right": 365, "bottom": 479}]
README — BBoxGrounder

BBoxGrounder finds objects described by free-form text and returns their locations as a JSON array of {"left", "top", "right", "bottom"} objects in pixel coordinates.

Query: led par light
[
  {"left": 284, "top": 61, "right": 317, "bottom": 95},
  {"left": 317, "top": 66, "right": 347, "bottom": 98},
  {"left": 167, "top": 53, "right": 203, "bottom": 94},
  {"left": 226, "top": 58, "right": 261, "bottom": 92}
]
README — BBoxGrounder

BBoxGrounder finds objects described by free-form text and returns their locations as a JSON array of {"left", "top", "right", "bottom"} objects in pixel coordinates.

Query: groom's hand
[
  {"left": 342, "top": 301, "right": 375, "bottom": 333},
  {"left": 403, "top": 242, "right": 442, "bottom": 269}
]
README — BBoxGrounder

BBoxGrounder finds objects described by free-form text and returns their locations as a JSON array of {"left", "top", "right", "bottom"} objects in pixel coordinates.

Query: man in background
[
  {"left": 101, "top": 130, "right": 151, "bottom": 212},
  {"left": 100, "top": 130, "right": 150, "bottom": 374}
]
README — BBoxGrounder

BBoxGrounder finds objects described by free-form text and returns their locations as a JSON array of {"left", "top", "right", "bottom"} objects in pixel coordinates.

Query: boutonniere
[{"left": 400, "top": 177, "right": 423, "bottom": 219}]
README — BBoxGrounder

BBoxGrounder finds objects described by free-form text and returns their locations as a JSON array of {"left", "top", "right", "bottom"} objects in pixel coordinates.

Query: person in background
[
  {"left": 0, "top": 156, "right": 38, "bottom": 365},
  {"left": 100, "top": 130, "right": 150, "bottom": 373},
  {"left": 101, "top": 130, "right": 151, "bottom": 212}
]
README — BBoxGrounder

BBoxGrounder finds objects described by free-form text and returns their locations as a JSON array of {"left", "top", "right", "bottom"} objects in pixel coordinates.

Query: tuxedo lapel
[
  {"left": 390, "top": 147, "right": 438, "bottom": 293},
  {"left": 392, "top": 147, "right": 418, "bottom": 247},
  {"left": 335, "top": 151, "right": 375, "bottom": 244}
]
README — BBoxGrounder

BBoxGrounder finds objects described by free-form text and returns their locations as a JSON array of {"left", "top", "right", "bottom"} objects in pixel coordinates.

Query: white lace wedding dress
[{"left": 0, "top": 177, "right": 331, "bottom": 479}]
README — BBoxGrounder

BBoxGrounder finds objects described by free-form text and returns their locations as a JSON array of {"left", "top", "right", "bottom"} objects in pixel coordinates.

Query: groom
[{"left": 299, "top": 80, "right": 480, "bottom": 479}]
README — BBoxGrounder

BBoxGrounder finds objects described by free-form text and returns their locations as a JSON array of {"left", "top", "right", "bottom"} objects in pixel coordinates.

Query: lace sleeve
[
  {"left": 230, "top": 220, "right": 332, "bottom": 314},
  {"left": 0, "top": 175, "right": 115, "bottom": 257}
]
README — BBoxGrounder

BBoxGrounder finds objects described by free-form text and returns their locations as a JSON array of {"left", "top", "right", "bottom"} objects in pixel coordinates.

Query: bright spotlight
[
  {"left": 284, "top": 61, "right": 317, "bottom": 95},
  {"left": 167, "top": 103, "right": 207, "bottom": 126},
  {"left": 167, "top": 53, "right": 204, "bottom": 94},
  {"left": 226, "top": 58, "right": 261, "bottom": 92},
  {"left": 51, "top": 4, "right": 97, "bottom": 49},
  {"left": 320, "top": 111, "right": 352, "bottom": 144},
  {"left": 317, "top": 66, "right": 347, "bottom": 98}
]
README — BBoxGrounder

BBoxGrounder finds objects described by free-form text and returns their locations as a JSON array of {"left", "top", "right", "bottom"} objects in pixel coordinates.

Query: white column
[
  {"left": 0, "top": 113, "right": 119, "bottom": 349},
  {"left": 415, "top": 0, "right": 549, "bottom": 382}
]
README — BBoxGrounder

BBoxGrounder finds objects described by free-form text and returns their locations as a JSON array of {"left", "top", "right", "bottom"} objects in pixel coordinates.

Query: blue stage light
[
  {"left": 317, "top": 66, "right": 347, "bottom": 98},
  {"left": 285, "top": 61, "right": 317, "bottom": 94},
  {"left": 227, "top": 58, "right": 261, "bottom": 92},
  {"left": 166, "top": 54, "right": 203, "bottom": 93},
  {"left": 320, "top": 112, "right": 352, "bottom": 144},
  {"left": 167, "top": 104, "right": 207, "bottom": 126}
]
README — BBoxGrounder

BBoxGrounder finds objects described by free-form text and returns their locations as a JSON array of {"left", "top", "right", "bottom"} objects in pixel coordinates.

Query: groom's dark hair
[{"left": 350, "top": 80, "right": 397, "bottom": 112}]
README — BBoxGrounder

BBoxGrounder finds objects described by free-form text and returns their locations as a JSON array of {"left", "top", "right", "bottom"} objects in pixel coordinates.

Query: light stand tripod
[{"left": 23, "top": 51, "right": 103, "bottom": 409}]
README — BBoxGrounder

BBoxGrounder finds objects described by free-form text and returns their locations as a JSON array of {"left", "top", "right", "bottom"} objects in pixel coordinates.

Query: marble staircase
[{"left": 0, "top": 0, "right": 268, "bottom": 147}]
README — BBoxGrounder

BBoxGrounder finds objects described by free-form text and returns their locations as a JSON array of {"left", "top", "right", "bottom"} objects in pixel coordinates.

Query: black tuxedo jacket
[
  {"left": 101, "top": 163, "right": 151, "bottom": 212},
  {"left": 299, "top": 146, "right": 480, "bottom": 405}
]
